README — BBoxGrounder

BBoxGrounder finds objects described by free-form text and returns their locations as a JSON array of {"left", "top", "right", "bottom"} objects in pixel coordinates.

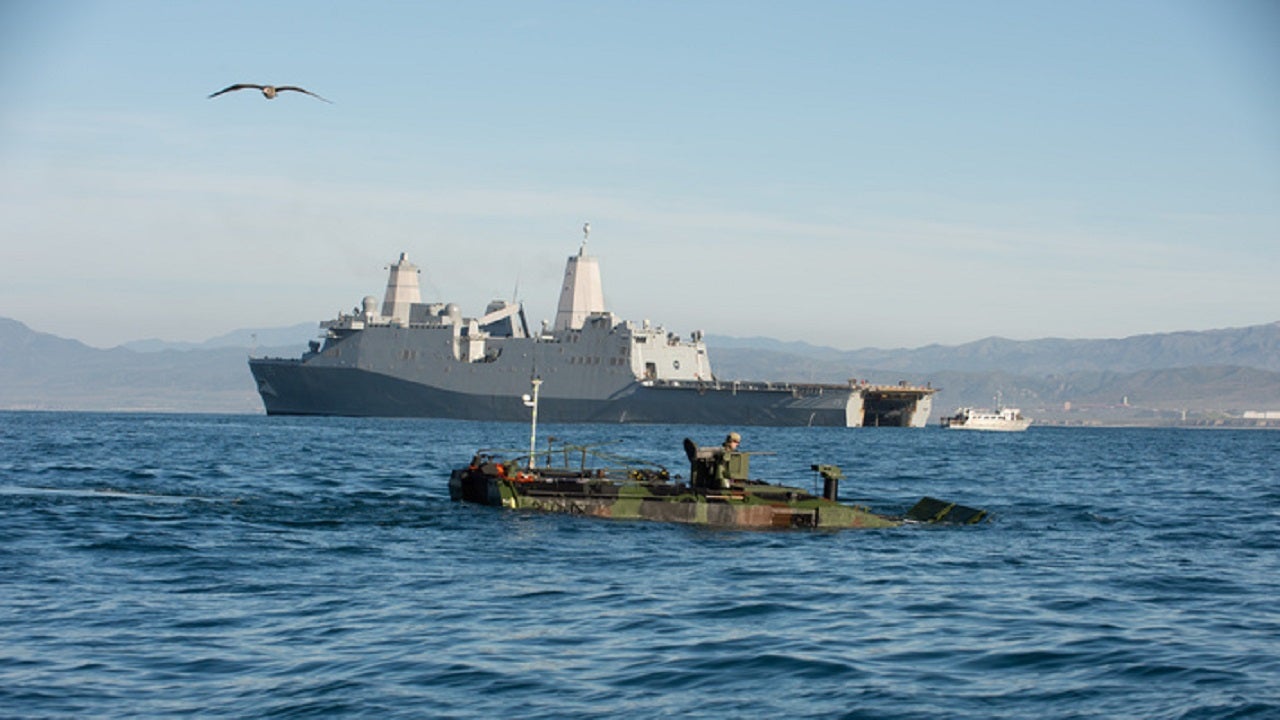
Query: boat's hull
[
  {"left": 250, "top": 357, "right": 879, "bottom": 426},
  {"left": 448, "top": 470, "right": 902, "bottom": 529}
]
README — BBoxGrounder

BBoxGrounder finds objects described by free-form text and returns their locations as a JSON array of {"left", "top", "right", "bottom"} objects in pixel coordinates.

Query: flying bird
[{"left": 207, "top": 84, "right": 332, "bottom": 103}]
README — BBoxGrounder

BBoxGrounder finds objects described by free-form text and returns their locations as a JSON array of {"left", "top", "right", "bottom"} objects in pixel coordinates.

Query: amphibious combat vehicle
[{"left": 449, "top": 437, "right": 986, "bottom": 530}]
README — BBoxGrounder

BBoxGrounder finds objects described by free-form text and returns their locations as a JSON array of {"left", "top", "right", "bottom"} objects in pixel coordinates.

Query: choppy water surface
[{"left": 2, "top": 412, "right": 1277, "bottom": 719}]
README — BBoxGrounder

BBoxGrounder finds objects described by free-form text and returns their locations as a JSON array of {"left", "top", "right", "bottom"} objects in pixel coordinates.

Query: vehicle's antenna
[{"left": 522, "top": 377, "right": 542, "bottom": 469}]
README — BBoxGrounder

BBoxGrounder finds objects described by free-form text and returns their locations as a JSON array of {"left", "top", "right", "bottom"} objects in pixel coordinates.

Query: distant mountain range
[
  {"left": 2, "top": 317, "right": 1277, "bottom": 421},
  {"left": 119, "top": 323, "right": 317, "bottom": 353},
  {"left": 0, "top": 318, "right": 303, "bottom": 414},
  {"left": 709, "top": 324, "right": 1280, "bottom": 420},
  {"left": 708, "top": 322, "right": 1280, "bottom": 374}
]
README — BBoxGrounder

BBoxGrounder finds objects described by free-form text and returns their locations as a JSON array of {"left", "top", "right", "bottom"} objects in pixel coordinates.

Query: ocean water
[{"left": 1, "top": 412, "right": 1277, "bottom": 720}]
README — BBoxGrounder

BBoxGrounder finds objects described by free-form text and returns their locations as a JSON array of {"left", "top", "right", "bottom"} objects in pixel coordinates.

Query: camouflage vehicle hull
[{"left": 449, "top": 440, "right": 986, "bottom": 530}]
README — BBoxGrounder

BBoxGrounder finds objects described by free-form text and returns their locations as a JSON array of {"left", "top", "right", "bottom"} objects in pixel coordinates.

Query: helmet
[{"left": 726, "top": 432, "right": 741, "bottom": 443}]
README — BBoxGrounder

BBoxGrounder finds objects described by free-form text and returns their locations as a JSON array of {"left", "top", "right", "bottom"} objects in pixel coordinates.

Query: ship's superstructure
[{"left": 249, "top": 234, "right": 936, "bottom": 426}]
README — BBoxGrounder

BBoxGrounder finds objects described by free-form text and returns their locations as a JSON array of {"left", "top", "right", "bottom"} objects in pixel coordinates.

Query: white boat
[{"left": 941, "top": 394, "right": 1032, "bottom": 432}]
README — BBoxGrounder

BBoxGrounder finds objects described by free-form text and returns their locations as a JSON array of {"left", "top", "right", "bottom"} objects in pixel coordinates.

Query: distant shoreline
[
  {"left": 1033, "top": 419, "right": 1280, "bottom": 430},
  {"left": 3, "top": 407, "right": 1279, "bottom": 430}
]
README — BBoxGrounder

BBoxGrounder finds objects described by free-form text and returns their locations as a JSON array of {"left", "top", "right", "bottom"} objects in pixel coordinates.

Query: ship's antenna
[{"left": 580, "top": 221, "right": 590, "bottom": 255}]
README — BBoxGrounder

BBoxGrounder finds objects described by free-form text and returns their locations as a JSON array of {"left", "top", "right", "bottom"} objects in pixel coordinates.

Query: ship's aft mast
[
  {"left": 381, "top": 252, "right": 422, "bottom": 325},
  {"left": 553, "top": 223, "right": 606, "bottom": 331}
]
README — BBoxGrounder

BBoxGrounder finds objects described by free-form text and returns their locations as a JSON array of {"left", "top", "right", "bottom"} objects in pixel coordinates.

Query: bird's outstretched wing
[
  {"left": 276, "top": 86, "right": 333, "bottom": 103},
  {"left": 208, "top": 83, "right": 264, "bottom": 99}
]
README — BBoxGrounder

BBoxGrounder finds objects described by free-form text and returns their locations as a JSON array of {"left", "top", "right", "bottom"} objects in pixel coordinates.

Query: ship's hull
[{"left": 249, "top": 357, "right": 868, "bottom": 426}]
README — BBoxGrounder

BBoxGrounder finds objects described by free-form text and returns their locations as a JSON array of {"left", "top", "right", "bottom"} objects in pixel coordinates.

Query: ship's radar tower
[
  {"left": 381, "top": 252, "right": 422, "bottom": 325},
  {"left": 553, "top": 224, "right": 605, "bottom": 331}
]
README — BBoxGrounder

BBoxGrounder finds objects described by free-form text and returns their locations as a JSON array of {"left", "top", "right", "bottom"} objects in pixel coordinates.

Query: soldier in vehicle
[
  {"left": 716, "top": 432, "right": 745, "bottom": 488},
  {"left": 683, "top": 432, "right": 747, "bottom": 490},
  {"left": 723, "top": 432, "right": 741, "bottom": 453}
]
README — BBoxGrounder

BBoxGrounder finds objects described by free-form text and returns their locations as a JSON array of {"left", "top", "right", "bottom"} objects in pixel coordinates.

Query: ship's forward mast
[
  {"left": 553, "top": 222, "right": 606, "bottom": 332},
  {"left": 381, "top": 253, "right": 422, "bottom": 324}
]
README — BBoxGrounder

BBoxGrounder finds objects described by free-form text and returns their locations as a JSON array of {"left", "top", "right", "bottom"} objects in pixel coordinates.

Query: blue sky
[{"left": 1, "top": 0, "right": 1277, "bottom": 349}]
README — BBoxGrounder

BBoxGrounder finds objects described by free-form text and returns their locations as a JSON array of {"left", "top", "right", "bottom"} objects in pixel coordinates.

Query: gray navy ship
[{"left": 249, "top": 229, "right": 936, "bottom": 426}]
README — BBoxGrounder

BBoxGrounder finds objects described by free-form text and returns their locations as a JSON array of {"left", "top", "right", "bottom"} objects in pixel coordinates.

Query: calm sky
[{"left": 1, "top": 0, "right": 1277, "bottom": 350}]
